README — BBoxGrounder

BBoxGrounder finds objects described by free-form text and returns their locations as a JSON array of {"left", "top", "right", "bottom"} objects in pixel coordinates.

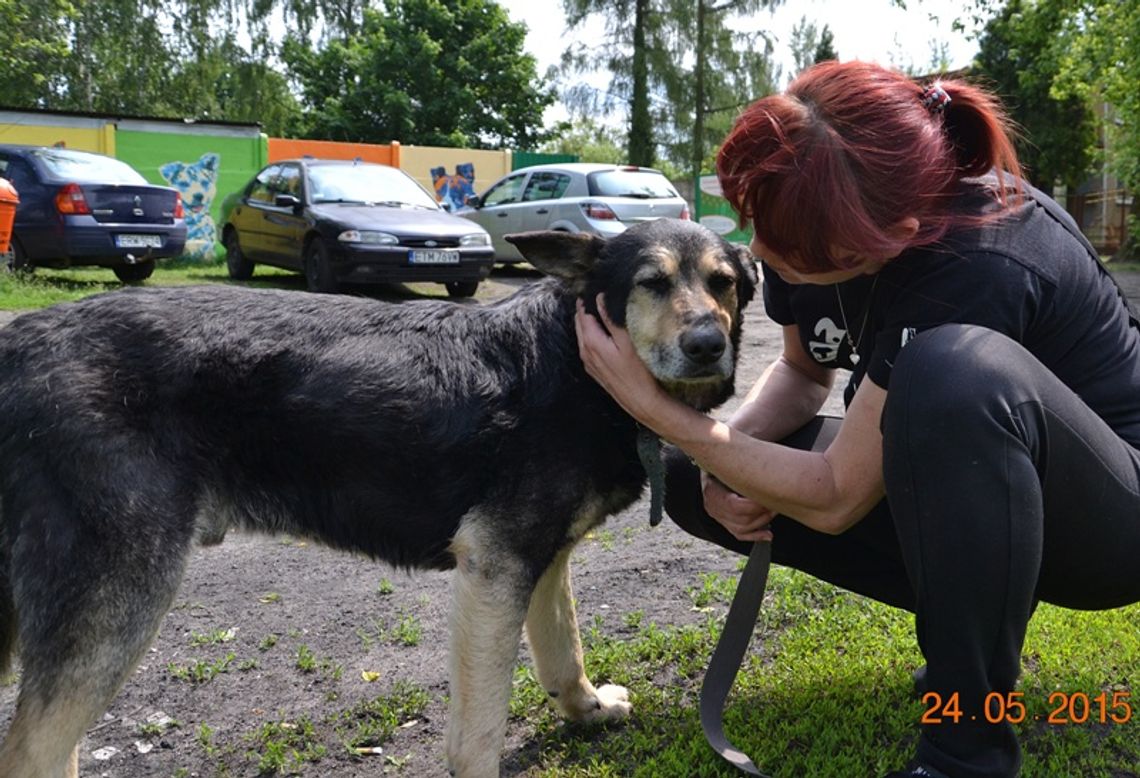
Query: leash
[
  {"left": 699, "top": 539, "right": 774, "bottom": 776},
  {"left": 636, "top": 425, "right": 667, "bottom": 527}
]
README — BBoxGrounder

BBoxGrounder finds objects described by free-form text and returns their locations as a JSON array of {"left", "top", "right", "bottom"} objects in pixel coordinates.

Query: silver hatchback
[{"left": 458, "top": 163, "right": 691, "bottom": 263}]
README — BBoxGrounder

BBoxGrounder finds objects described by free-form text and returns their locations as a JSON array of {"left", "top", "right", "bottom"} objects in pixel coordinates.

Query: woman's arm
[
  {"left": 727, "top": 324, "right": 835, "bottom": 441},
  {"left": 575, "top": 299, "right": 886, "bottom": 535}
]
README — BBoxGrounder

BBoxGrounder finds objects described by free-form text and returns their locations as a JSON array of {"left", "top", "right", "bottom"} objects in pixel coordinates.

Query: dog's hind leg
[
  {"left": 445, "top": 520, "right": 534, "bottom": 778},
  {"left": 524, "top": 544, "right": 631, "bottom": 723},
  {"left": 0, "top": 489, "right": 194, "bottom": 778}
]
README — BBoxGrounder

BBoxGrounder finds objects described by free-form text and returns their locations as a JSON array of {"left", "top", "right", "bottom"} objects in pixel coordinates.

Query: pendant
[{"left": 850, "top": 353, "right": 860, "bottom": 365}]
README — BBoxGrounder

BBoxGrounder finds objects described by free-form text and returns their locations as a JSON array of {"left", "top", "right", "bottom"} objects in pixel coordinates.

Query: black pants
[{"left": 664, "top": 324, "right": 1140, "bottom": 778}]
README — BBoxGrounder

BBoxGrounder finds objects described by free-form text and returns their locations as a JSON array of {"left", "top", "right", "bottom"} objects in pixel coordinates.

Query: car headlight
[
  {"left": 459, "top": 233, "right": 491, "bottom": 247},
  {"left": 338, "top": 230, "right": 399, "bottom": 245}
]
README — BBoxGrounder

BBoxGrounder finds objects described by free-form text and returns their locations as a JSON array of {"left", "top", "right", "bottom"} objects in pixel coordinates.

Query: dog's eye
[
  {"left": 708, "top": 272, "right": 735, "bottom": 294},
  {"left": 638, "top": 276, "right": 672, "bottom": 295}
]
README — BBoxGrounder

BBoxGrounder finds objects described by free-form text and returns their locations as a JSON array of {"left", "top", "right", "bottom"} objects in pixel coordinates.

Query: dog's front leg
[
  {"left": 525, "top": 545, "right": 632, "bottom": 723},
  {"left": 446, "top": 525, "right": 531, "bottom": 778}
]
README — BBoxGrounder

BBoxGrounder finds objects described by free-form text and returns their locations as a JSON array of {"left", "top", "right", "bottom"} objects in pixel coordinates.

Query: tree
[
  {"left": 0, "top": 0, "right": 72, "bottom": 108},
  {"left": 282, "top": 0, "right": 557, "bottom": 148},
  {"left": 1053, "top": 1, "right": 1140, "bottom": 256},
  {"left": 973, "top": 0, "right": 1095, "bottom": 190},
  {"left": 540, "top": 118, "right": 626, "bottom": 163},
  {"left": 560, "top": 0, "right": 781, "bottom": 174},
  {"left": 813, "top": 25, "right": 837, "bottom": 63}
]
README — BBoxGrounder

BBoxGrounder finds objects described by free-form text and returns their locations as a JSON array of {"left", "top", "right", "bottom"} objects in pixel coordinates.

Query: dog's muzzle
[{"left": 679, "top": 323, "right": 727, "bottom": 371}]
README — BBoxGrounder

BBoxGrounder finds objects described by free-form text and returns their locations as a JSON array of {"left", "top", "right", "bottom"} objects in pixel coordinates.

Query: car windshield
[
  {"left": 587, "top": 169, "right": 678, "bottom": 198},
  {"left": 33, "top": 149, "right": 147, "bottom": 184},
  {"left": 308, "top": 164, "right": 440, "bottom": 209}
]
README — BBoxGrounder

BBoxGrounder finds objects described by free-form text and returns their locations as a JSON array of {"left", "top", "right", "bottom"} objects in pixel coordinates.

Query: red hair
[{"left": 716, "top": 61, "right": 1023, "bottom": 273}]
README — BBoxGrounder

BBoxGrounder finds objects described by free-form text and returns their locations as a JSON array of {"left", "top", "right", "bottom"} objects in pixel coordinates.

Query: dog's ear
[
  {"left": 504, "top": 231, "right": 606, "bottom": 290},
  {"left": 730, "top": 242, "right": 759, "bottom": 308}
]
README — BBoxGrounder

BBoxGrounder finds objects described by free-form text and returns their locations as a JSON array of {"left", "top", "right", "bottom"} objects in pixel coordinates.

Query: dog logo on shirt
[{"left": 809, "top": 317, "right": 845, "bottom": 363}]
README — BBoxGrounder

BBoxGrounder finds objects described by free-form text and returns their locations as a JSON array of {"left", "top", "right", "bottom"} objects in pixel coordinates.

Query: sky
[{"left": 496, "top": 0, "right": 984, "bottom": 124}]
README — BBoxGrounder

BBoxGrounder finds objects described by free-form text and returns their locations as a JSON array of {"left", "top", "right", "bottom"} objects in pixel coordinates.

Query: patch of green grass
[
  {"left": 334, "top": 680, "right": 431, "bottom": 751},
  {"left": 512, "top": 568, "right": 1140, "bottom": 777},
  {"left": 245, "top": 717, "right": 327, "bottom": 774},
  {"left": 377, "top": 577, "right": 395, "bottom": 596},
  {"left": 189, "top": 627, "right": 237, "bottom": 647},
  {"left": 295, "top": 644, "right": 318, "bottom": 674},
  {"left": 166, "top": 653, "right": 236, "bottom": 684},
  {"left": 0, "top": 261, "right": 300, "bottom": 310}
]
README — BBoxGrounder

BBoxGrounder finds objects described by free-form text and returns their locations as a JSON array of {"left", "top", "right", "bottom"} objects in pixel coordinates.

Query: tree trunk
[
  {"left": 691, "top": 0, "right": 707, "bottom": 183},
  {"left": 627, "top": 0, "right": 654, "bottom": 167}
]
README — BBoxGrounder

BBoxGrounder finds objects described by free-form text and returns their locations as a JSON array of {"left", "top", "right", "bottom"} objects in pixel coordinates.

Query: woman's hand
[
  {"left": 574, "top": 295, "right": 678, "bottom": 428},
  {"left": 701, "top": 471, "right": 775, "bottom": 542}
]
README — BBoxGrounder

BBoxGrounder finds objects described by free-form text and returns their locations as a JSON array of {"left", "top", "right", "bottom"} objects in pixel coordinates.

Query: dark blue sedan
[
  {"left": 0, "top": 145, "right": 187, "bottom": 282},
  {"left": 219, "top": 159, "right": 495, "bottom": 296}
]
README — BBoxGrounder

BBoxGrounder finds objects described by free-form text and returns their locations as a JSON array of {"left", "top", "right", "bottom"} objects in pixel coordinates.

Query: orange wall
[{"left": 267, "top": 138, "right": 400, "bottom": 166}]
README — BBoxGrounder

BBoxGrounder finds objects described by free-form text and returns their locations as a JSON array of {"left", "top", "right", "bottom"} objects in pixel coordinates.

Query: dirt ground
[{"left": 1, "top": 267, "right": 1139, "bottom": 777}]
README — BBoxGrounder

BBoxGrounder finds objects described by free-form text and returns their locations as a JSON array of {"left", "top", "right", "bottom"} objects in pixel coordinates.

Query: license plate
[
  {"left": 409, "top": 249, "right": 459, "bottom": 265},
  {"left": 115, "top": 234, "right": 163, "bottom": 249}
]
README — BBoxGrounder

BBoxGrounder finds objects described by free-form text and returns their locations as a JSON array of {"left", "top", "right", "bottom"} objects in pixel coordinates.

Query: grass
[
  {"left": 507, "top": 568, "right": 1140, "bottom": 777},
  {"left": 0, "top": 260, "right": 304, "bottom": 310},
  {"left": 0, "top": 255, "right": 504, "bottom": 310}
]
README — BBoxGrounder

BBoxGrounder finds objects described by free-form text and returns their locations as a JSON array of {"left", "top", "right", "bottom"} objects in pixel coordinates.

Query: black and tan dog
[{"left": 0, "top": 218, "right": 756, "bottom": 777}]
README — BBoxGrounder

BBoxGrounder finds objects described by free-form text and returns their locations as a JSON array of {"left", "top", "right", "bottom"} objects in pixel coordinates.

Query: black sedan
[
  {"left": 0, "top": 144, "right": 187, "bottom": 282},
  {"left": 219, "top": 159, "right": 495, "bottom": 296}
]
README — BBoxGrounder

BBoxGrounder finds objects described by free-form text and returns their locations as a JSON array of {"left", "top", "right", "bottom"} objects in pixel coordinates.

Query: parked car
[
  {"left": 458, "top": 162, "right": 690, "bottom": 263},
  {"left": 219, "top": 159, "right": 495, "bottom": 296},
  {"left": 0, "top": 144, "right": 187, "bottom": 282}
]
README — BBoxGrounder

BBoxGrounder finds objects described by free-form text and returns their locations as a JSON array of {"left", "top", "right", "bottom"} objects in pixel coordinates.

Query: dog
[
  {"left": 159, "top": 152, "right": 220, "bottom": 261},
  {"left": 0, "top": 218, "right": 757, "bottom": 777}
]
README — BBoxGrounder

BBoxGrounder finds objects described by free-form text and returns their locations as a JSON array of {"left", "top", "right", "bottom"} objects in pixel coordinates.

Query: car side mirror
[
  {"left": 274, "top": 193, "right": 301, "bottom": 210},
  {"left": 464, "top": 194, "right": 481, "bottom": 208},
  {"left": 439, "top": 200, "right": 452, "bottom": 212}
]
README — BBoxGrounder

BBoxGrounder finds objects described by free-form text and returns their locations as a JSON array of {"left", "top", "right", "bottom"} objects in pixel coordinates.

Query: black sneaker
[{"left": 884, "top": 763, "right": 951, "bottom": 778}]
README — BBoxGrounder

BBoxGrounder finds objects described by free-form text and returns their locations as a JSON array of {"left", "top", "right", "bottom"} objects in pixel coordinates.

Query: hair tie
[{"left": 920, "top": 84, "right": 952, "bottom": 114}]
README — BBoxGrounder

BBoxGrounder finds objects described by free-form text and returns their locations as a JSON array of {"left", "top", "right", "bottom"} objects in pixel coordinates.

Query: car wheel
[
  {"left": 445, "top": 281, "right": 479, "bottom": 298},
  {"left": 113, "top": 260, "right": 156, "bottom": 283},
  {"left": 225, "top": 230, "right": 255, "bottom": 280},
  {"left": 3, "top": 238, "right": 31, "bottom": 275},
  {"left": 304, "top": 240, "right": 338, "bottom": 294}
]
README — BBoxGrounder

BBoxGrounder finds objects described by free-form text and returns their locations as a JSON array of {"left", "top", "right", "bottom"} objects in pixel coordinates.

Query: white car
[{"left": 459, "top": 162, "right": 691, "bottom": 263}]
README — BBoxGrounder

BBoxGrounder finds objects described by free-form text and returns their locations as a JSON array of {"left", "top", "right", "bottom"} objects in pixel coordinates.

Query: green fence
[
  {"left": 694, "top": 173, "right": 751, "bottom": 245},
  {"left": 511, "top": 151, "right": 579, "bottom": 170}
]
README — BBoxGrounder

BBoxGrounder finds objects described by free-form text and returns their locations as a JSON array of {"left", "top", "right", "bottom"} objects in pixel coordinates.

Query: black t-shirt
[{"left": 763, "top": 179, "right": 1140, "bottom": 446}]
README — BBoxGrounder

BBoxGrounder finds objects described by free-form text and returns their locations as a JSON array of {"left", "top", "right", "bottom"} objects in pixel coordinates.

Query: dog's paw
[{"left": 582, "top": 683, "right": 632, "bottom": 723}]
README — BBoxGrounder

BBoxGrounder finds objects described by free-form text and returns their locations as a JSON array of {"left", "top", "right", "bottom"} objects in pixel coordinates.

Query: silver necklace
[{"left": 834, "top": 276, "right": 879, "bottom": 366}]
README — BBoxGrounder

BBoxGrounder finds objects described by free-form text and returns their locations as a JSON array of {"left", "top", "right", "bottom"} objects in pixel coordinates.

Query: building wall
[
  {"left": 0, "top": 111, "right": 115, "bottom": 155},
  {"left": 399, "top": 146, "right": 512, "bottom": 212},
  {"left": 268, "top": 138, "right": 400, "bottom": 167},
  {"left": 116, "top": 122, "right": 267, "bottom": 260}
]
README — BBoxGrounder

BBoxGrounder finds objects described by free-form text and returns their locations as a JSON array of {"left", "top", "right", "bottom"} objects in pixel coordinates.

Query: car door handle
[
  {"left": 497, "top": 212, "right": 508, "bottom": 217},
  {"left": 535, "top": 208, "right": 549, "bottom": 214}
]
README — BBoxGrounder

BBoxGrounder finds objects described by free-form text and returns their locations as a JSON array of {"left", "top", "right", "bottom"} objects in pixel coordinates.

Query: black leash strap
[{"left": 699, "top": 540, "right": 774, "bottom": 776}]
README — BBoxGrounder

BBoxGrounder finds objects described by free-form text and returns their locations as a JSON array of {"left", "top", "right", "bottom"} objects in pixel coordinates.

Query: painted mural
[
  {"left": 431, "top": 163, "right": 477, "bottom": 211},
  {"left": 159, "top": 153, "right": 221, "bottom": 261}
]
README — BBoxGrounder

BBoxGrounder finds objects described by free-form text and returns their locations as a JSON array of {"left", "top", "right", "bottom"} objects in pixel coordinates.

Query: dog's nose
[{"left": 680, "top": 325, "right": 726, "bottom": 365}]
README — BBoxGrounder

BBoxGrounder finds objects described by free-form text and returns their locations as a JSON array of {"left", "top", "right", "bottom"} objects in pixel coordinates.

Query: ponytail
[{"left": 928, "top": 78, "right": 1023, "bottom": 194}]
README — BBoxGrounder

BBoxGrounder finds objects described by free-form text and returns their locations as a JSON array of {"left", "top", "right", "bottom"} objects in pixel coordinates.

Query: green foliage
[
  {"left": 509, "top": 567, "right": 1140, "bottom": 776},
  {"left": 973, "top": 0, "right": 1096, "bottom": 190},
  {"left": 282, "top": 0, "right": 557, "bottom": 148},
  {"left": 0, "top": 0, "right": 73, "bottom": 107},
  {"left": 560, "top": 0, "right": 781, "bottom": 171},
  {"left": 0, "top": 0, "right": 549, "bottom": 144}
]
